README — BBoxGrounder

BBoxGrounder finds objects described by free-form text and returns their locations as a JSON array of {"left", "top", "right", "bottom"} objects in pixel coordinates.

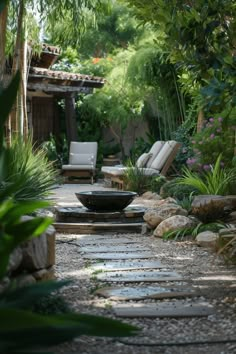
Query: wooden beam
[{"left": 27, "top": 82, "right": 93, "bottom": 93}]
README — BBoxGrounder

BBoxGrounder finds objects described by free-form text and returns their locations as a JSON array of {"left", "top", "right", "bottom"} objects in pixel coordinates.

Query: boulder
[
  {"left": 154, "top": 215, "right": 196, "bottom": 238},
  {"left": 143, "top": 210, "right": 163, "bottom": 228},
  {"left": 153, "top": 197, "right": 177, "bottom": 208},
  {"left": 191, "top": 195, "right": 231, "bottom": 222},
  {"left": 141, "top": 192, "right": 161, "bottom": 200},
  {"left": 144, "top": 204, "right": 188, "bottom": 229},
  {"left": 196, "top": 231, "right": 219, "bottom": 249}
]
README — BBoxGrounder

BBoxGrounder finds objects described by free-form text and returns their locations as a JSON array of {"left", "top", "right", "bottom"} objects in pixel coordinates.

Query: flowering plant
[{"left": 187, "top": 117, "right": 235, "bottom": 170}]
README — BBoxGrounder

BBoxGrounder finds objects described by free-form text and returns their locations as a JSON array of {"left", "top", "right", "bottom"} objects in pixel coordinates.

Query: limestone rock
[
  {"left": 154, "top": 215, "right": 195, "bottom": 238},
  {"left": 152, "top": 197, "right": 177, "bottom": 208},
  {"left": 157, "top": 204, "right": 188, "bottom": 218},
  {"left": 21, "top": 233, "right": 48, "bottom": 271},
  {"left": 7, "top": 247, "right": 23, "bottom": 273},
  {"left": 144, "top": 204, "right": 188, "bottom": 229},
  {"left": 191, "top": 195, "right": 231, "bottom": 222},
  {"left": 33, "top": 267, "right": 55, "bottom": 281},
  {"left": 141, "top": 192, "right": 161, "bottom": 200},
  {"left": 196, "top": 231, "right": 219, "bottom": 249},
  {"left": 143, "top": 210, "right": 163, "bottom": 228}
]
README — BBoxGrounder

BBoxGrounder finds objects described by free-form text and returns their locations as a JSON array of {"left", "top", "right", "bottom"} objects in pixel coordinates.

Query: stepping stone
[
  {"left": 113, "top": 301, "right": 214, "bottom": 318},
  {"left": 90, "top": 260, "right": 165, "bottom": 271},
  {"left": 95, "top": 285, "right": 195, "bottom": 300},
  {"left": 78, "top": 238, "right": 139, "bottom": 245},
  {"left": 96, "top": 270, "right": 182, "bottom": 282},
  {"left": 80, "top": 245, "right": 149, "bottom": 253},
  {"left": 83, "top": 252, "right": 156, "bottom": 260}
]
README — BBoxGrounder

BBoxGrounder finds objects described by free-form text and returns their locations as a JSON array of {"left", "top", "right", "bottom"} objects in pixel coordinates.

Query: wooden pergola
[{"left": 27, "top": 44, "right": 105, "bottom": 144}]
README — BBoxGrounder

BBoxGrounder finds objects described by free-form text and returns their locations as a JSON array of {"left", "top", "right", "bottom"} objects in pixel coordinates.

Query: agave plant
[
  {"left": 0, "top": 136, "right": 58, "bottom": 201},
  {"left": 178, "top": 154, "right": 236, "bottom": 195}
]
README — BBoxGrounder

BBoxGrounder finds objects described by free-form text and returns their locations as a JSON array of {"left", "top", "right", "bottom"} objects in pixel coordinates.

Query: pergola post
[{"left": 65, "top": 93, "right": 78, "bottom": 143}]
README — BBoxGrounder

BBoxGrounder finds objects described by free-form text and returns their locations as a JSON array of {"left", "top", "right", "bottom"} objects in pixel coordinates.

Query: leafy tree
[{"left": 125, "top": 0, "right": 236, "bottom": 117}]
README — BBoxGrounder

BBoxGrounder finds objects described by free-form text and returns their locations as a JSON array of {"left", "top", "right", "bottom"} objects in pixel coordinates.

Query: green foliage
[
  {"left": 123, "top": 162, "right": 155, "bottom": 194},
  {"left": 126, "top": 0, "right": 236, "bottom": 114},
  {"left": 160, "top": 178, "right": 198, "bottom": 200},
  {"left": 150, "top": 175, "right": 167, "bottom": 194},
  {"left": 177, "top": 192, "right": 195, "bottom": 213},
  {"left": 178, "top": 155, "right": 236, "bottom": 196},
  {"left": 42, "top": 133, "right": 69, "bottom": 167},
  {"left": 163, "top": 222, "right": 229, "bottom": 241},
  {"left": 1, "top": 136, "right": 58, "bottom": 201},
  {"left": 187, "top": 117, "right": 235, "bottom": 169}
]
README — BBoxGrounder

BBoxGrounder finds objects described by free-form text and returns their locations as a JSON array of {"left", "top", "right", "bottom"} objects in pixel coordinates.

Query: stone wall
[{"left": 1, "top": 224, "right": 56, "bottom": 292}]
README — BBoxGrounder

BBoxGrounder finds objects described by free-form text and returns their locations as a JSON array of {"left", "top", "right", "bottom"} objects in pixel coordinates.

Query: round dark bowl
[{"left": 75, "top": 191, "right": 137, "bottom": 211}]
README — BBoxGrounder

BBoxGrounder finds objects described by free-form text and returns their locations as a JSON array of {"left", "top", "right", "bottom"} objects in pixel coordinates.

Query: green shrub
[
  {"left": 2, "top": 136, "right": 58, "bottom": 201},
  {"left": 160, "top": 178, "right": 198, "bottom": 200},
  {"left": 178, "top": 154, "right": 236, "bottom": 195},
  {"left": 150, "top": 175, "right": 167, "bottom": 194}
]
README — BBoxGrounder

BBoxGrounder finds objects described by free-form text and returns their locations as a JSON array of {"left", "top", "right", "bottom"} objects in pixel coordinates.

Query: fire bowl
[{"left": 75, "top": 191, "right": 137, "bottom": 211}]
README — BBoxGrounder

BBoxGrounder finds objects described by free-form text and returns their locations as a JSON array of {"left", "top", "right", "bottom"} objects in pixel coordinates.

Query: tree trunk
[
  {"left": 11, "top": 0, "right": 25, "bottom": 136},
  {"left": 0, "top": 4, "right": 7, "bottom": 81},
  {"left": 197, "top": 109, "right": 204, "bottom": 132}
]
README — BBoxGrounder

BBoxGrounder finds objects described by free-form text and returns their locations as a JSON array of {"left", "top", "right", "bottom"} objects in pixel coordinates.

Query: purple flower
[
  {"left": 218, "top": 117, "right": 223, "bottom": 122},
  {"left": 209, "top": 118, "right": 214, "bottom": 122},
  {"left": 187, "top": 158, "right": 197, "bottom": 165},
  {"left": 210, "top": 133, "right": 215, "bottom": 139},
  {"left": 203, "top": 164, "right": 211, "bottom": 170},
  {"left": 216, "top": 128, "right": 222, "bottom": 133}
]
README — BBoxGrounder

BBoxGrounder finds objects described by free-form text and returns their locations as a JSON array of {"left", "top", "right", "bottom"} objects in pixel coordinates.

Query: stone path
[
  {"left": 79, "top": 234, "right": 213, "bottom": 317},
  {"left": 55, "top": 232, "right": 236, "bottom": 354}
]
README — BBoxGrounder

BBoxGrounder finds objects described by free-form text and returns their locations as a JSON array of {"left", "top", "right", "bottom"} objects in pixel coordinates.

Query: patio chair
[
  {"left": 62, "top": 142, "right": 98, "bottom": 184},
  {"left": 101, "top": 140, "right": 180, "bottom": 189}
]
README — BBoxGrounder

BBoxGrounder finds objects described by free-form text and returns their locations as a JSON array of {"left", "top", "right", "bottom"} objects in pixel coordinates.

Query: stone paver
[
  {"left": 80, "top": 245, "right": 149, "bottom": 253},
  {"left": 95, "top": 285, "right": 195, "bottom": 300},
  {"left": 78, "top": 237, "right": 139, "bottom": 245},
  {"left": 113, "top": 301, "right": 214, "bottom": 318},
  {"left": 90, "top": 260, "right": 165, "bottom": 271},
  {"left": 83, "top": 252, "right": 156, "bottom": 259},
  {"left": 96, "top": 270, "right": 182, "bottom": 282}
]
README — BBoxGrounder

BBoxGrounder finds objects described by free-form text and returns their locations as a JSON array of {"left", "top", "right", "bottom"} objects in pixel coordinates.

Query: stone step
[
  {"left": 95, "top": 285, "right": 195, "bottom": 300},
  {"left": 54, "top": 222, "right": 144, "bottom": 234},
  {"left": 80, "top": 245, "right": 149, "bottom": 253},
  {"left": 96, "top": 270, "right": 182, "bottom": 282},
  {"left": 78, "top": 238, "right": 139, "bottom": 245},
  {"left": 113, "top": 301, "right": 214, "bottom": 318},
  {"left": 90, "top": 260, "right": 165, "bottom": 272},
  {"left": 82, "top": 252, "right": 156, "bottom": 260}
]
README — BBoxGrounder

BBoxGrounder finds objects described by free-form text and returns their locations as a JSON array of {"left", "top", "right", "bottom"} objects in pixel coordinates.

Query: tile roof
[{"left": 29, "top": 67, "right": 106, "bottom": 86}]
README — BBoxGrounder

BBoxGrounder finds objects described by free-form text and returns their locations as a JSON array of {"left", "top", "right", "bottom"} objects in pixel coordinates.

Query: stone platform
[{"left": 54, "top": 206, "right": 146, "bottom": 234}]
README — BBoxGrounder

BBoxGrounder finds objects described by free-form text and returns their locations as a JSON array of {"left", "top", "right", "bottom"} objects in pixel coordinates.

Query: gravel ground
[{"left": 51, "top": 184, "right": 236, "bottom": 354}]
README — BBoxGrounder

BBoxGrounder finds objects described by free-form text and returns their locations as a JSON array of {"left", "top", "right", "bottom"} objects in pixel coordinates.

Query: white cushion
[
  {"left": 70, "top": 142, "right": 97, "bottom": 154},
  {"left": 136, "top": 152, "right": 152, "bottom": 168},
  {"left": 69, "top": 153, "right": 94, "bottom": 165},
  {"left": 146, "top": 141, "right": 164, "bottom": 168},
  {"left": 101, "top": 166, "right": 127, "bottom": 176},
  {"left": 150, "top": 141, "right": 177, "bottom": 170}
]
